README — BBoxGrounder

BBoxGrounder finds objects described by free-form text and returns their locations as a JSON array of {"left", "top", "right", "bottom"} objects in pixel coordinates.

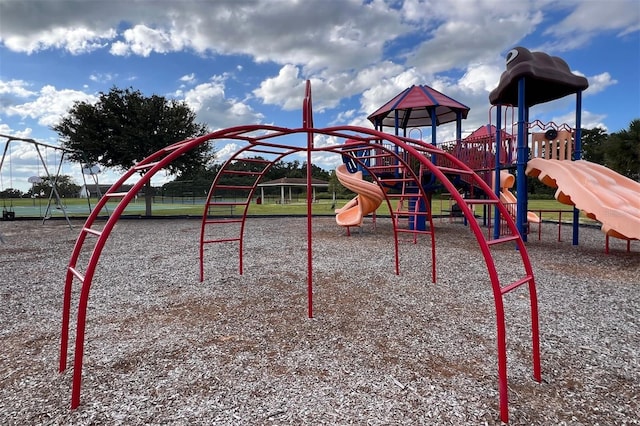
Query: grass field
[{"left": 1, "top": 195, "right": 594, "bottom": 224}]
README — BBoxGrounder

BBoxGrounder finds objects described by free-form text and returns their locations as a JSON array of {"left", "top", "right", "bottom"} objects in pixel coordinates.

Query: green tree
[
  {"left": 27, "top": 175, "right": 81, "bottom": 199},
  {"left": 580, "top": 127, "right": 608, "bottom": 163},
  {"left": 52, "top": 86, "right": 212, "bottom": 216},
  {"left": 0, "top": 187, "right": 23, "bottom": 199},
  {"left": 604, "top": 119, "right": 640, "bottom": 181}
]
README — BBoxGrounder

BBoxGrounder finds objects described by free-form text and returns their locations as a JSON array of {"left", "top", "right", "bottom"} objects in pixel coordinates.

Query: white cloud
[
  {"left": 0, "top": 79, "right": 37, "bottom": 98},
  {"left": 89, "top": 73, "right": 117, "bottom": 84},
  {"left": 2, "top": 27, "right": 115, "bottom": 54},
  {"left": 181, "top": 79, "right": 264, "bottom": 130},
  {"left": 179, "top": 73, "right": 196, "bottom": 84},
  {"left": 0, "top": 123, "right": 32, "bottom": 139},
  {"left": 546, "top": 0, "right": 640, "bottom": 40},
  {"left": 213, "top": 142, "right": 243, "bottom": 164},
  {"left": 584, "top": 72, "right": 618, "bottom": 96},
  {"left": 110, "top": 24, "right": 186, "bottom": 57},
  {"left": 253, "top": 65, "right": 306, "bottom": 111},
  {"left": 3, "top": 85, "right": 97, "bottom": 127}
]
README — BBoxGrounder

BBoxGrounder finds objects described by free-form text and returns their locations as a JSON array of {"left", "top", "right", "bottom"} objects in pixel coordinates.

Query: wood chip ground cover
[{"left": 0, "top": 217, "right": 638, "bottom": 425}]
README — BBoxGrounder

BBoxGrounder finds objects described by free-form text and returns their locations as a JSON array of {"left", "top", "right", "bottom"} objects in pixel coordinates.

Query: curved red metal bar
[{"left": 60, "top": 85, "right": 540, "bottom": 424}]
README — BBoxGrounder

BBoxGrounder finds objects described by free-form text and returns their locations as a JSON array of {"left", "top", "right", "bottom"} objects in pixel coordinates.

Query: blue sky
[{"left": 1, "top": 0, "right": 638, "bottom": 192}]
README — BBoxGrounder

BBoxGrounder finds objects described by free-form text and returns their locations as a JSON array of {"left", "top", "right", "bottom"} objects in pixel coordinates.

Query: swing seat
[{"left": 2, "top": 210, "right": 15, "bottom": 220}]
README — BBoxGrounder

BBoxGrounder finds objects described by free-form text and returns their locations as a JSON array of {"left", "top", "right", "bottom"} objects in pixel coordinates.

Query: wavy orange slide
[
  {"left": 526, "top": 158, "right": 640, "bottom": 240},
  {"left": 335, "top": 164, "right": 385, "bottom": 227}
]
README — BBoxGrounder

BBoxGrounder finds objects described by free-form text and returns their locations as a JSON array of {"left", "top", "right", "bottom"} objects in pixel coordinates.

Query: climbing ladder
[
  {"left": 337, "top": 142, "right": 436, "bottom": 280},
  {"left": 395, "top": 134, "right": 541, "bottom": 423},
  {"left": 59, "top": 136, "right": 214, "bottom": 408},
  {"left": 199, "top": 143, "right": 298, "bottom": 279}
]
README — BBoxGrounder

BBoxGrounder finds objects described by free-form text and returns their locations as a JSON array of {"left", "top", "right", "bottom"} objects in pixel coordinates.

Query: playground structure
[
  {"left": 353, "top": 46, "right": 637, "bottom": 251},
  {"left": 58, "top": 46, "right": 638, "bottom": 423},
  {"left": 60, "top": 80, "right": 541, "bottom": 423},
  {"left": 334, "top": 163, "right": 384, "bottom": 227}
]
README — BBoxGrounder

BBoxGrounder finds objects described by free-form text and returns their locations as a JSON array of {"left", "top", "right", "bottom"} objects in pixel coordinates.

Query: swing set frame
[{"left": 0, "top": 133, "right": 86, "bottom": 231}]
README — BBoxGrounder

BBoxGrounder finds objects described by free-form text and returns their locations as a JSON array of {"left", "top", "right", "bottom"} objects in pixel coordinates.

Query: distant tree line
[{"left": 162, "top": 158, "right": 335, "bottom": 199}]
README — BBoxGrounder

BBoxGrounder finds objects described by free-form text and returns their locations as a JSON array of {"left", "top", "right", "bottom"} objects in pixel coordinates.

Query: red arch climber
[{"left": 60, "top": 81, "right": 540, "bottom": 424}]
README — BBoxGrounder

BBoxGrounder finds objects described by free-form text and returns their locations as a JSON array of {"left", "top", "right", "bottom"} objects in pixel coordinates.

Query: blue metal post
[
  {"left": 493, "top": 106, "right": 502, "bottom": 240},
  {"left": 430, "top": 107, "right": 437, "bottom": 164},
  {"left": 572, "top": 91, "right": 583, "bottom": 245},
  {"left": 516, "top": 78, "right": 528, "bottom": 241}
]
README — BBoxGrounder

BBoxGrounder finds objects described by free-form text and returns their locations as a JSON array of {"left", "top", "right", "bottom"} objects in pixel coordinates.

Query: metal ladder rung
[
  {"left": 245, "top": 148, "right": 290, "bottom": 156},
  {"left": 207, "top": 202, "right": 246, "bottom": 206},
  {"left": 203, "top": 237, "right": 241, "bottom": 244},
  {"left": 215, "top": 185, "right": 254, "bottom": 190},
  {"left": 104, "top": 192, "right": 128, "bottom": 198},
  {"left": 501, "top": 275, "right": 533, "bottom": 295},
  {"left": 396, "top": 228, "right": 432, "bottom": 235},
  {"left": 240, "top": 158, "right": 271, "bottom": 164},
  {"left": 394, "top": 210, "right": 429, "bottom": 217},
  {"left": 222, "top": 170, "right": 263, "bottom": 176},
  {"left": 380, "top": 179, "right": 415, "bottom": 185},
  {"left": 68, "top": 266, "right": 85, "bottom": 283},
  {"left": 163, "top": 141, "right": 191, "bottom": 152},
  {"left": 204, "top": 219, "right": 243, "bottom": 224},
  {"left": 462, "top": 199, "right": 500, "bottom": 205},
  {"left": 133, "top": 161, "right": 160, "bottom": 171},
  {"left": 437, "top": 166, "right": 474, "bottom": 175},
  {"left": 486, "top": 235, "right": 520, "bottom": 246},
  {"left": 83, "top": 227, "right": 102, "bottom": 237}
]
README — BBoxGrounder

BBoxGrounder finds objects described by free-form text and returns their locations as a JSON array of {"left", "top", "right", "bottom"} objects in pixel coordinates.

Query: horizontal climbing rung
[
  {"left": 221, "top": 170, "right": 263, "bottom": 175},
  {"left": 396, "top": 228, "right": 433, "bottom": 235},
  {"left": 486, "top": 235, "right": 520, "bottom": 246},
  {"left": 68, "top": 266, "right": 85, "bottom": 283},
  {"left": 501, "top": 275, "right": 533, "bottom": 295},
  {"left": 104, "top": 192, "right": 128, "bottom": 198},
  {"left": 379, "top": 178, "right": 415, "bottom": 184},
  {"left": 461, "top": 199, "right": 500, "bottom": 205},
  {"left": 163, "top": 141, "right": 191, "bottom": 152},
  {"left": 245, "top": 147, "right": 290, "bottom": 155},
  {"left": 207, "top": 201, "right": 246, "bottom": 206},
  {"left": 394, "top": 210, "right": 429, "bottom": 217},
  {"left": 239, "top": 157, "right": 271, "bottom": 164},
  {"left": 367, "top": 164, "right": 399, "bottom": 169},
  {"left": 203, "top": 237, "right": 241, "bottom": 244},
  {"left": 204, "top": 218, "right": 243, "bottom": 225},
  {"left": 133, "top": 161, "right": 160, "bottom": 171},
  {"left": 82, "top": 227, "right": 102, "bottom": 237},
  {"left": 215, "top": 184, "right": 254, "bottom": 190},
  {"left": 437, "top": 166, "right": 474, "bottom": 175}
]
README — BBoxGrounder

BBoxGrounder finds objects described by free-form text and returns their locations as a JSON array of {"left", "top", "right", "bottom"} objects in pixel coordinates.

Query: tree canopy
[
  {"left": 27, "top": 175, "right": 80, "bottom": 199},
  {"left": 52, "top": 86, "right": 212, "bottom": 215},
  {"left": 579, "top": 119, "right": 639, "bottom": 181},
  {"left": 580, "top": 127, "right": 608, "bottom": 164},
  {"left": 603, "top": 119, "right": 640, "bottom": 181}
]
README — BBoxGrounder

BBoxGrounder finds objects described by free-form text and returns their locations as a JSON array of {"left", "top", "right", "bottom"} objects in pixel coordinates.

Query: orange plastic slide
[
  {"left": 526, "top": 158, "right": 640, "bottom": 240},
  {"left": 335, "top": 164, "right": 385, "bottom": 227},
  {"left": 493, "top": 170, "right": 541, "bottom": 223}
]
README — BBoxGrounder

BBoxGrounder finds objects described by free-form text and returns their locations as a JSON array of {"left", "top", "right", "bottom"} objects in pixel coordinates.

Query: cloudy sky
[{"left": 1, "top": 0, "right": 639, "bottom": 192}]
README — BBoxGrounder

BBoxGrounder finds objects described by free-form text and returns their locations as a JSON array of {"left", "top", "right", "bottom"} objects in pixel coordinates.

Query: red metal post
[{"left": 304, "top": 80, "right": 314, "bottom": 319}]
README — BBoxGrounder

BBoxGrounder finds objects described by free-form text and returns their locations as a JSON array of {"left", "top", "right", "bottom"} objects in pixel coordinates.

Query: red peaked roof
[
  {"left": 465, "top": 124, "right": 513, "bottom": 141},
  {"left": 368, "top": 84, "right": 470, "bottom": 129}
]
